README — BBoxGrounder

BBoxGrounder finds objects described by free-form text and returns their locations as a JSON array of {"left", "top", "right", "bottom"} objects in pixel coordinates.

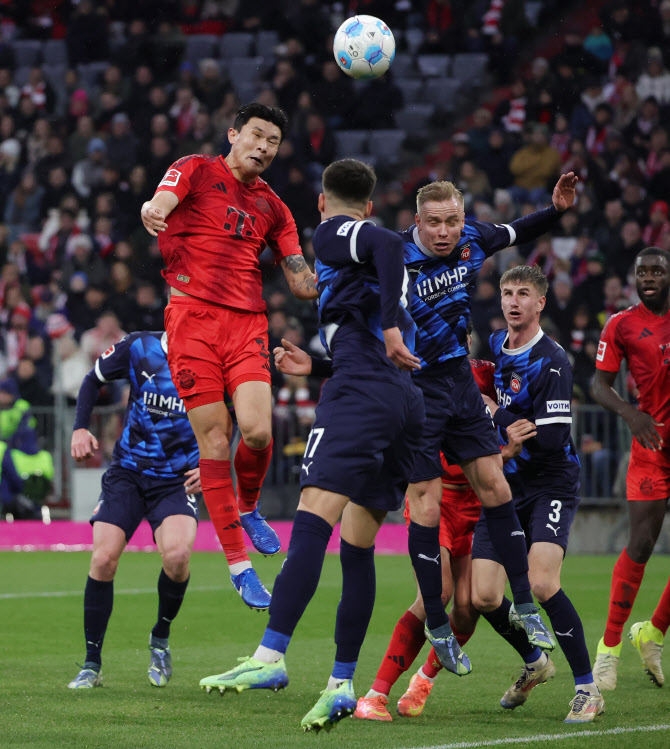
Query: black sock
[
  {"left": 483, "top": 597, "right": 537, "bottom": 660},
  {"left": 482, "top": 503, "right": 532, "bottom": 605},
  {"left": 541, "top": 589, "right": 592, "bottom": 681},
  {"left": 333, "top": 539, "right": 376, "bottom": 679},
  {"left": 152, "top": 569, "right": 190, "bottom": 641},
  {"left": 84, "top": 576, "right": 113, "bottom": 667},
  {"left": 408, "top": 521, "right": 448, "bottom": 631},
  {"left": 262, "top": 510, "right": 333, "bottom": 649}
]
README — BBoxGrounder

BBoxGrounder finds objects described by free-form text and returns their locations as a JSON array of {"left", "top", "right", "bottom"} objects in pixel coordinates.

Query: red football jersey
[
  {"left": 441, "top": 359, "right": 497, "bottom": 484},
  {"left": 596, "top": 303, "right": 670, "bottom": 456},
  {"left": 155, "top": 155, "right": 301, "bottom": 312}
]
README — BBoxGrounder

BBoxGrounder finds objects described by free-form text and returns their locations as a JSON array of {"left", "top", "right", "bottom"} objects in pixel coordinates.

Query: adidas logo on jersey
[
  {"left": 212, "top": 181, "right": 227, "bottom": 193},
  {"left": 639, "top": 328, "right": 653, "bottom": 339}
]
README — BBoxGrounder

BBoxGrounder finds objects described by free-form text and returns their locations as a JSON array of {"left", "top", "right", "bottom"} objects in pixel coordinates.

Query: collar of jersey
[
  {"left": 161, "top": 332, "right": 168, "bottom": 354},
  {"left": 411, "top": 226, "right": 465, "bottom": 260},
  {"left": 501, "top": 326, "right": 544, "bottom": 356}
]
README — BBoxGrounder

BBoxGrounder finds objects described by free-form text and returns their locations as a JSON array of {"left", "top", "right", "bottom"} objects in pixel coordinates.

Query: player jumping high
[
  {"left": 141, "top": 103, "right": 317, "bottom": 610},
  {"left": 592, "top": 247, "right": 670, "bottom": 691}
]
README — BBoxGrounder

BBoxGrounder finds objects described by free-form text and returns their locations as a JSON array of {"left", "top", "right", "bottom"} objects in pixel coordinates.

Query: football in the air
[{"left": 333, "top": 15, "right": 395, "bottom": 79}]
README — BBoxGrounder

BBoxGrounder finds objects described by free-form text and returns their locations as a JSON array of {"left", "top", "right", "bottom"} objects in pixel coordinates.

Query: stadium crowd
[{"left": 0, "top": 1, "right": 666, "bottom": 503}]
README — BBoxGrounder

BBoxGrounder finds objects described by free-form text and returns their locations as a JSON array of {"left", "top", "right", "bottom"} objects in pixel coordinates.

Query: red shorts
[
  {"left": 404, "top": 485, "right": 481, "bottom": 557},
  {"left": 626, "top": 441, "right": 670, "bottom": 500},
  {"left": 164, "top": 296, "right": 271, "bottom": 406}
]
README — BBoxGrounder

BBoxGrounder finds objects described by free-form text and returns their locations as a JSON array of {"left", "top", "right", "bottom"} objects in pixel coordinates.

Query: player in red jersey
[
  {"left": 592, "top": 247, "right": 670, "bottom": 690},
  {"left": 140, "top": 103, "right": 317, "bottom": 610},
  {"left": 355, "top": 350, "right": 537, "bottom": 721}
]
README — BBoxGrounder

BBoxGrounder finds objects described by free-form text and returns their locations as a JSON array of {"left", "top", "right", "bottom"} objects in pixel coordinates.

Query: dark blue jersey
[
  {"left": 93, "top": 332, "right": 199, "bottom": 478},
  {"left": 401, "top": 220, "right": 515, "bottom": 366},
  {"left": 314, "top": 216, "right": 416, "bottom": 377},
  {"left": 489, "top": 327, "right": 580, "bottom": 496}
]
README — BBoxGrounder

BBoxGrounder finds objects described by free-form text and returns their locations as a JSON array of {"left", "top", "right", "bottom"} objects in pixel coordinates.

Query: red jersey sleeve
[
  {"left": 596, "top": 312, "right": 625, "bottom": 372},
  {"left": 471, "top": 359, "right": 497, "bottom": 399},
  {"left": 266, "top": 199, "right": 301, "bottom": 263},
  {"left": 153, "top": 155, "right": 200, "bottom": 203}
]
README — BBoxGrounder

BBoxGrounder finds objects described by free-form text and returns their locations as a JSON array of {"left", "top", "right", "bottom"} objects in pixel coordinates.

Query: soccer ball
[{"left": 333, "top": 15, "right": 395, "bottom": 80}]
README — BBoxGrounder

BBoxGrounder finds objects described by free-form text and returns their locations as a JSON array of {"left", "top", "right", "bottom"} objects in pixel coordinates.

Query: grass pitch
[{"left": 2, "top": 550, "right": 670, "bottom": 749}]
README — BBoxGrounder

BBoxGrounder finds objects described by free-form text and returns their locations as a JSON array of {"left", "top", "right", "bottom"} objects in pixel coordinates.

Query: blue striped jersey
[
  {"left": 314, "top": 216, "right": 416, "bottom": 375},
  {"left": 401, "top": 220, "right": 516, "bottom": 366},
  {"left": 490, "top": 327, "right": 580, "bottom": 494},
  {"left": 94, "top": 331, "right": 199, "bottom": 478}
]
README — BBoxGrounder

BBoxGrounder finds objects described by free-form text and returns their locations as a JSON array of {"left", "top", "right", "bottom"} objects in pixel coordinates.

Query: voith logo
[
  {"left": 596, "top": 340, "right": 607, "bottom": 361},
  {"left": 460, "top": 244, "right": 471, "bottom": 261},
  {"left": 510, "top": 373, "right": 522, "bottom": 393},
  {"left": 546, "top": 400, "right": 570, "bottom": 412}
]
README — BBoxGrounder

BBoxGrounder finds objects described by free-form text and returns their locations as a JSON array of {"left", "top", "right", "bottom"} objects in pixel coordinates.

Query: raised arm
[
  {"left": 141, "top": 190, "right": 180, "bottom": 237},
  {"left": 281, "top": 254, "right": 318, "bottom": 300},
  {"left": 591, "top": 368, "right": 664, "bottom": 451}
]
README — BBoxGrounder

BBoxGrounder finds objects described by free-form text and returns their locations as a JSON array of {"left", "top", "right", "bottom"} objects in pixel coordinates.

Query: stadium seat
[
  {"left": 391, "top": 53, "right": 416, "bottom": 79},
  {"left": 417, "top": 54, "right": 450, "bottom": 78},
  {"left": 43, "top": 39, "right": 67, "bottom": 66},
  {"left": 395, "top": 104, "right": 435, "bottom": 133},
  {"left": 220, "top": 32, "right": 255, "bottom": 59},
  {"left": 226, "top": 57, "right": 267, "bottom": 85},
  {"left": 13, "top": 66, "right": 31, "bottom": 88},
  {"left": 451, "top": 53, "right": 489, "bottom": 86},
  {"left": 404, "top": 28, "right": 424, "bottom": 55},
  {"left": 42, "top": 64, "right": 68, "bottom": 114},
  {"left": 368, "top": 130, "right": 406, "bottom": 162},
  {"left": 255, "top": 30, "right": 279, "bottom": 53},
  {"left": 333, "top": 130, "right": 369, "bottom": 158},
  {"left": 234, "top": 81, "right": 260, "bottom": 104},
  {"left": 346, "top": 153, "right": 377, "bottom": 167},
  {"left": 396, "top": 78, "right": 423, "bottom": 104},
  {"left": 184, "top": 34, "right": 219, "bottom": 64},
  {"left": 424, "top": 79, "right": 460, "bottom": 111},
  {"left": 12, "top": 40, "right": 42, "bottom": 68},
  {"left": 77, "top": 61, "right": 109, "bottom": 95}
]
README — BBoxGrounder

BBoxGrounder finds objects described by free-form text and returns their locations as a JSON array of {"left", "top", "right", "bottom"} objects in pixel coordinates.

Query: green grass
[{"left": 2, "top": 551, "right": 670, "bottom": 748}]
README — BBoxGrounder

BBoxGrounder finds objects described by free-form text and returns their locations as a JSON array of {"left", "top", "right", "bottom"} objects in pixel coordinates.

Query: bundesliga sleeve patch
[
  {"left": 596, "top": 340, "right": 607, "bottom": 361},
  {"left": 101, "top": 345, "right": 115, "bottom": 359},
  {"left": 159, "top": 168, "right": 182, "bottom": 187}
]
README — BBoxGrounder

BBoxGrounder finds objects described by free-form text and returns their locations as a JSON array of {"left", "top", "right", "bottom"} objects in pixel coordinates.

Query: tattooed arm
[{"left": 281, "top": 254, "right": 318, "bottom": 300}]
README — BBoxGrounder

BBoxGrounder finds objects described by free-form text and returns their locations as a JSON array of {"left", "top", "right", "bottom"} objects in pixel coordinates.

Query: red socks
[
  {"left": 371, "top": 610, "right": 425, "bottom": 695},
  {"left": 234, "top": 439, "right": 273, "bottom": 513},
  {"left": 199, "top": 459, "right": 248, "bottom": 565},
  {"left": 422, "top": 618, "right": 473, "bottom": 678},
  {"left": 603, "top": 548, "right": 646, "bottom": 647},
  {"left": 651, "top": 575, "right": 670, "bottom": 636}
]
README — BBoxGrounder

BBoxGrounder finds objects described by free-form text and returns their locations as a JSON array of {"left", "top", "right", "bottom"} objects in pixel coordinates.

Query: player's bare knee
[
  {"left": 90, "top": 550, "right": 119, "bottom": 580},
  {"left": 240, "top": 427, "right": 272, "bottom": 450},
  {"left": 627, "top": 536, "right": 655, "bottom": 564},
  {"left": 162, "top": 547, "right": 191, "bottom": 580},
  {"left": 471, "top": 589, "right": 501, "bottom": 613},
  {"left": 530, "top": 579, "right": 559, "bottom": 603}
]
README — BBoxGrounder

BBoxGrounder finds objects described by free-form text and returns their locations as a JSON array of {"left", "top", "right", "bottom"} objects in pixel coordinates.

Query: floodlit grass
[{"left": 2, "top": 550, "right": 670, "bottom": 748}]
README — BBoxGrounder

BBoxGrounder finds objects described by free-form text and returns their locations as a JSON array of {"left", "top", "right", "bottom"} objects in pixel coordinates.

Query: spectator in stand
[
  {"left": 66, "top": 0, "right": 110, "bottom": 65},
  {"left": 0, "top": 138, "right": 22, "bottom": 216},
  {"left": 280, "top": 165, "right": 320, "bottom": 236},
  {"left": 613, "top": 219, "right": 645, "bottom": 281},
  {"left": 576, "top": 250, "right": 607, "bottom": 317},
  {"left": 195, "top": 59, "right": 230, "bottom": 114},
  {"left": 26, "top": 118, "right": 52, "bottom": 169},
  {"left": 643, "top": 200, "right": 670, "bottom": 246},
  {"left": 80, "top": 311, "right": 126, "bottom": 366},
  {"left": 636, "top": 47, "right": 670, "bottom": 107},
  {"left": 71, "top": 138, "right": 107, "bottom": 200},
  {"left": 311, "top": 60, "right": 353, "bottom": 129},
  {"left": 624, "top": 96, "right": 660, "bottom": 158},
  {"left": 51, "top": 332, "right": 91, "bottom": 405},
  {"left": 39, "top": 205, "right": 81, "bottom": 269},
  {"left": 169, "top": 86, "right": 201, "bottom": 141},
  {"left": 621, "top": 183, "right": 649, "bottom": 227},
  {"left": 477, "top": 127, "right": 514, "bottom": 190},
  {"left": 351, "top": 74, "right": 403, "bottom": 130},
  {"left": 543, "top": 273, "right": 575, "bottom": 342},
  {"left": 508, "top": 124, "right": 561, "bottom": 206},
  {"left": 106, "top": 113, "right": 138, "bottom": 175},
  {"left": 145, "top": 136, "right": 175, "bottom": 190},
  {"left": 61, "top": 235, "right": 107, "bottom": 291},
  {"left": 107, "top": 262, "right": 135, "bottom": 322},
  {"left": 67, "top": 115, "right": 96, "bottom": 164},
  {"left": 294, "top": 111, "right": 337, "bottom": 173},
  {"left": 645, "top": 126, "right": 669, "bottom": 178},
  {"left": 66, "top": 279, "right": 108, "bottom": 338},
  {"left": 21, "top": 68, "right": 55, "bottom": 115},
  {"left": 494, "top": 78, "right": 527, "bottom": 140},
  {"left": 4, "top": 171, "right": 44, "bottom": 240},
  {"left": 583, "top": 25, "right": 613, "bottom": 65},
  {"left": 648, "top": 148, "right": 670, "bottom": 200},
  {"left": 123, "top": 281, "right": 164, "bottom": 333},
  {"left": 597, "top": 274, "right": 629, "bottom": 328},
  {"left": 40, "top": 166, "right": 73, "bottom": 218},
  {"left": 594, "top": 198, "right": 625, "bottom": 258}
]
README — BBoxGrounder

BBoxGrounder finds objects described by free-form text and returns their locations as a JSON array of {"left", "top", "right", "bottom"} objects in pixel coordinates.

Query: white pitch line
[
  {"left": 403, "top": 723, "right": 670, "bottom": 749},
  {"left": 0, "top": 585, "right": 226, "bottom": 600}
]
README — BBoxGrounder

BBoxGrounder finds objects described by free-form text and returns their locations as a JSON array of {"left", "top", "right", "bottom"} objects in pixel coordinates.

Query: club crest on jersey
[
  {"left": 460, "top": 243, "right": 471, "bottom": 261},
  {"left": 101, "top": 345, "right": 115, "bottom": 359},
  {"left": 510, "top": 372, "right": 522, "bottom": 393},
  {"left": 159, "top": 168, "right": 181, "bottom": 187},
  {"left": 255, "top": 196, "right": 271, "bottom": 214},
  {"left": 640, "top": 476, "right": 654, "bottom": 496},
  {"left": 596, "top": 340, "right": 607, "bottom": 361},
  {"left": 176, "top": 368, "right": 196, "bottom": 390}
]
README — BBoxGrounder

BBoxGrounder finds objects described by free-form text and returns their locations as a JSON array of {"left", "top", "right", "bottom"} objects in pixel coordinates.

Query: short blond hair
[{"left": 416, "top": 181, "right": 464, "bottom": 213}]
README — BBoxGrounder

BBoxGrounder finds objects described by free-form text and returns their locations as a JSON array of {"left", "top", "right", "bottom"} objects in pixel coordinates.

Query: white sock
[
  {"left": 365, "top": 688, "right": 387, "bottom": 699},
  {"left": 576, "top": 681, "right": 599, "bottom": 695},
  {"left": 418, "top": 666, "right": 436, "bottom": 683},
  {"left": 526, "top": 652, "right": 548, "bottom": 671},
  {"left": 327, "top": 675, "right": 347, "bottom": 690},
  {"left": 253, "top": 645, "right": 283, "bottom": 664},
  {"left": 229, "top": 561, "right": 252, "bottom": 576}
]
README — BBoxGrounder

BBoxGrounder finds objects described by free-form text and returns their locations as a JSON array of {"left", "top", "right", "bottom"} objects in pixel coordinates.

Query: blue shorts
[
  {"left": 410, "top": 356, "right": 500, "bottom": 483},
  {"left": 471, "top": 489, "right": 580, "bottom": 561},
  {"left": 300, "top": 372, "right": 425, "bottom": 512},
  {"left": 90, "top": 464, "right": 199, "bottom": 542}
]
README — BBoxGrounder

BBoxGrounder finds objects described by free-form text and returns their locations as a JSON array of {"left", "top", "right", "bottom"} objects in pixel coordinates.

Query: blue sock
[
  {"left": 482, "top": 503, "right": 532, "bottom": 605},
  {"left": 261, "top": 510, "right": 333, "bottom": 652},
  {"left": 482, "top": 597, "right": 538, "bottom": 662},
  {"left": 333, "top": 539, "right": 376, "bottom": 678},
  {"left": 408, "top": 521, "right": 448, "bottom": 631},
  {"left": 541, "top": 589, "right": 592, "bottom": 681},
  {"left": 152, "top": 569, "right": 189, "bottom": 640},
  {"left": 84, "top": 576, "right": 113, "bottom": 668}
]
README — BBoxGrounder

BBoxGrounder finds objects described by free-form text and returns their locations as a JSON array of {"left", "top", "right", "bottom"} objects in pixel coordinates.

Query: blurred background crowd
[{"left": 0, "top": 0, "right": 666, "bottom": 516}]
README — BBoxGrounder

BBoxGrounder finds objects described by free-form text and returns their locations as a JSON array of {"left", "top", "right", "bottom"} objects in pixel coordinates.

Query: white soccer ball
[{"left": 333, "top": 15, "right": 395, "bottom": 80}]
